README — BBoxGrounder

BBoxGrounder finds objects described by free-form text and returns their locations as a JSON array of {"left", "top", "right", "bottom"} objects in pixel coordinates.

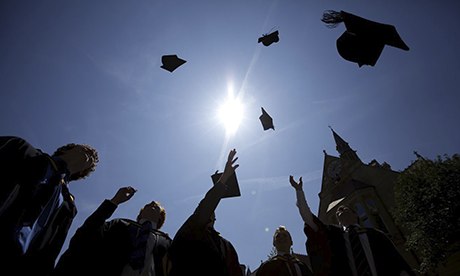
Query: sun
[{"left": 217, "top": 93, "right": 245, "bottom": 135}]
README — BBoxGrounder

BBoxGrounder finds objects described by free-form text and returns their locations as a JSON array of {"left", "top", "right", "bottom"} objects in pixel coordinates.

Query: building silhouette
[{"left": 317, "top": 127, "right": 419, "bottom": 270}]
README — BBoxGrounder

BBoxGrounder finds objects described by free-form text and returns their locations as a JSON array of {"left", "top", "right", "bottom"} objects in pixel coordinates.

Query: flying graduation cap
[
  {"left": 160, "top": 54, "right": 186, "bottom": 72},
  {"left": 321, "top": 10, "right": 410, "bottom": 67},
  {"left": 259, "top": 107, "right": 274, "bottom": 131},
  {"left": 258, "top": 30, "right": 279, "bottom": 47},
  {"left": 211, "top": 170, "right": 241, "bottom": 198}
]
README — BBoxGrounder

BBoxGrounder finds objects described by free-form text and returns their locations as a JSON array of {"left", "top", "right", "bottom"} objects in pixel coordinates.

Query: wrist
[{"left": 110, "top": 197, "right": 121, "bottom": 205}]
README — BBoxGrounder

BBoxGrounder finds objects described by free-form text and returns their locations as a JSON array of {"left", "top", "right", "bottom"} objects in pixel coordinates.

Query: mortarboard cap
[
  {"left": 259, "top": 107, "right": 274, "bottom": 131},
  {"left": 211, "top": 170, "right": 241, "bottom": 198},
  {"left": 322, "top": 10, "right": 409, "bottom": 67},
  {"left": 161, "top": 54, "right": 187, "bottom": 72},
  {"left": 258, "top": 30, "right": 279, "bottom": 47}
]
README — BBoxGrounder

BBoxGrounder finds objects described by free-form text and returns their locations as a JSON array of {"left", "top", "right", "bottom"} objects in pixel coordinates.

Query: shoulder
[
  {"left": 258, "top": 258, "right": 275, "bottom": 269},
  {"left": 0, "top": 136, "right": 27, "bottom": 146},
  {"left": 118, "top": 218, "right": 136, "bottom": 226},
  {"left": 257, "top": 257, "right": 284, "bottom": 275},
  {"left": 268, "top": 255, "right": 289, "bottom": 263},
  {"left": 105, "top": 218, "right": 132, "bottom": 230},
  {"left": 153, "top": 229, "right": 172, "bottom": 241},
  {"left": 291, "top": 255, "right": 310, "bottom": 267},
  {"left": 217, "top": 233, "right": 233, "bottom": 246},
  {"left": 0, "top": 136, "right": 41, "bottom": 158},
  {"left": 305, "top": 215, "right": 331, "bottom": 232},
  {"left": 101, "top": 218, "right": 133, "bottom": 237}
]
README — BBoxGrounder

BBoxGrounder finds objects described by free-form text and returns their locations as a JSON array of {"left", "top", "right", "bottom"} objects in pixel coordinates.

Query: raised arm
[
  {"left": 76, "top": 186, "right": 136, "bottom": 235},
  {"left": 289, "top": 175, "right": 318, "bottom": 232},
  {"left": 193, "top": 149, "right": 239, "bottom": 226},
  {"left": 110, "top": 186, "right": 137, "bottom": 206},
  {"left": 53, "top": 186, "right": 136, "bottom": 275}
]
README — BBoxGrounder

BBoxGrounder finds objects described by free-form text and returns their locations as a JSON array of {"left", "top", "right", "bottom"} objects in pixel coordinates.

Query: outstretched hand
[
  {"left": 219, "top": 149, "right": 239, "bottom": 184},
  {"left": 110, "top": 186, "right": 137, "bottom": 205},
  {"left": 289, "top": 175, "right": 303, "bottom": 191}
]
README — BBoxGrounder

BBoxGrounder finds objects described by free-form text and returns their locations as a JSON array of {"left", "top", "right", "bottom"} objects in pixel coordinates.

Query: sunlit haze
[
  {"left": 217, "top": 86, "right": 245, "bottom": 135},
  {"left": 1, "top": 0, "right": 460, "bottom": 271}
]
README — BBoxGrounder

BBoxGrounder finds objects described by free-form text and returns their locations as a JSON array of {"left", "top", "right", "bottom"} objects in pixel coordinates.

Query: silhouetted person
[
  {"left": 53, "top": 186, "right": 171, "bottom": 276},
  {"left": 289, "top": 175, "right": 414, "bottom": 276},
  {"left": 0, "top": 136, "right": 98, "bottom": 276},
  {"left": 256, "top": 226, "right": 313, "bottom": 276},
  {"left": 167, "top": 149, "right": 243, "bottom": 276}
]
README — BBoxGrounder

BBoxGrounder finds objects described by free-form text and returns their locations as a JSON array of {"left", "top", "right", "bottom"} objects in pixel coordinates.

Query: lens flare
[{"left": 217, "top": 95, "right": 244, "bottom": 135}]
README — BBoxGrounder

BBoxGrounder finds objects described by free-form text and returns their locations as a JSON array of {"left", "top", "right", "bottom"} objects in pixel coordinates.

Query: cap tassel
[{"left": 321, "top": 10, "right": 343, "bottom": 28}]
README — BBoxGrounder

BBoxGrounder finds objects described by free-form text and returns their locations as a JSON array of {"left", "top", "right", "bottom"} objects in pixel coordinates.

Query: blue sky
[{"left": 1, "top": 0, "right": 460, "bottom": 271}]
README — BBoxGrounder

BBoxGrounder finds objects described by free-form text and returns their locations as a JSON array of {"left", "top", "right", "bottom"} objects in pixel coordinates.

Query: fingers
[
  {"left": 126, "top": 187, "right": 137, "bottom": 198},
  {"left": 227, "top": 148, "right": 237, "bottom": 162},
  {"left": 120, "top": 186, "right": 137, "bottom": 198},
  {"left": 112, "top": 186, "right": 136, "bottom": 205},
  {"left": 226, "top": 149, "right": 238, "bottom": 168},
  {"left": 289, "top": 175, "right": 303, "bottom": 190},
  {"left": 220, "top": 149, "right": 239, "bottom": 184},
  {"left": 122, "top": 186, "right": 136, "bottom": 193}
]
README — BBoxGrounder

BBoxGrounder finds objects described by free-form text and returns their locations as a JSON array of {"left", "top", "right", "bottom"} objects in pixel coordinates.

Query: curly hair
[
  {"left": 52, "top": 143, "right": 99, "bottom": 181},
  {"left": 137, "top": 201, "right": 166, "bottom": 229}
]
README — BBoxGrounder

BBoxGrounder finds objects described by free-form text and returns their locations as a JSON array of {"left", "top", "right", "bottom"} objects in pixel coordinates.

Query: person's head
[
  {"left": 335, "top": 205, "right": 359, "bottom": 227},
  {"left": 273, "top": 226, "right": 293, "bottom": 253},
  {"left": 206, "top": 212, "right": 216, "bottom": 229},
  {"left": 53, "top": 143, "right": 99, "bottom": 181},
  {"left": 137, "top": 201, "right": 166, "bottom": 229}
]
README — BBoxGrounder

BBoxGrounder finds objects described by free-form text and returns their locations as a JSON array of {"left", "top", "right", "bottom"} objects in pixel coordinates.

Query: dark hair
[
  {"left": 53, "top": 143, "right": 99, "bottom": 181},
  {"left": 137, "top": 201, "right": 166, "bottom": 229}
]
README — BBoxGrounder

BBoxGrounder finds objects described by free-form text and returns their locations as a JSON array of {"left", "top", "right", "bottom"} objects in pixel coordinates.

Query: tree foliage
[
  {"left": 266, "top": 246, "right": 277, "bottom": 260},
  {"left": 394, "top": 153, "right": 460, "bottom": 273}
]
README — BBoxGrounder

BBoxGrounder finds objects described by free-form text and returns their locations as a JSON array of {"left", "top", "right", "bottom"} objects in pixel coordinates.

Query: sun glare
[{"left": 217, "top": 94, "right": 245, "bottom": 135}]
